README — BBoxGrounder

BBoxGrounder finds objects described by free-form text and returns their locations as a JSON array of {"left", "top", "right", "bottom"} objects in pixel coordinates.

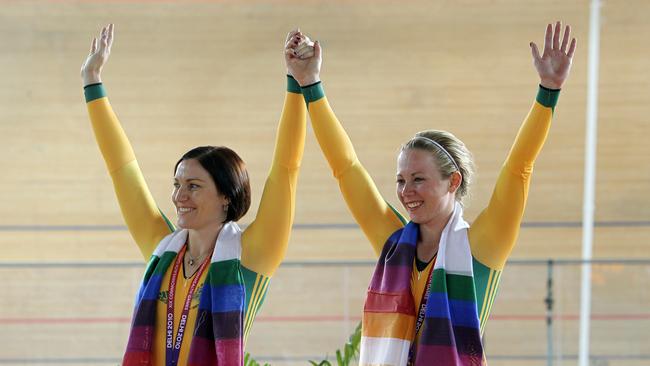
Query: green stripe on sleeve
[
  {"left": 287, "top": 75, "right": 301, "bottom": 94},
  {"left": 241, "top": 266, "right": 270, "bottom": 341},
  {"left": 301, "top": 81, "right": 325, "bottom": 105},
  {"left": 387, "top": 202, "right": 408, "bottom": 225},
  {"left": 241, "top": 266, "right": 260, "bottom": 316},
  {"left": 84, "top": 83, "right": 106, "bottom": 102},
  {"left": 472, "top": 257, "right": 492, "bottom": 322},
  {"left": 159, "top": 210, "right": 176, "bottom": 232},
  {"left": 536, "top": 85, "right": 560, "bottom": 109}
]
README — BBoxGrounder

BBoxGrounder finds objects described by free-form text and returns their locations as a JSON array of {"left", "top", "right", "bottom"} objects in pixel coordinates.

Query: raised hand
[
  {"left": 81, "top": 24, "right": 114, "bottom": 86},
  {"left": 530, "top": 21, "right": 577, "bottom": 89},
  {"left": 284, "top": 29, "right": 321, "bottom": 86}
]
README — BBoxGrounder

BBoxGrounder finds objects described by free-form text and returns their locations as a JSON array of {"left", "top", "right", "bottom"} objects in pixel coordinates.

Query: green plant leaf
[
  {"left": 310, "top": 322, "right": 362, "bottom": 366},
  {"left": 336, "top": 349, "right": 344, "bottom": 365}
]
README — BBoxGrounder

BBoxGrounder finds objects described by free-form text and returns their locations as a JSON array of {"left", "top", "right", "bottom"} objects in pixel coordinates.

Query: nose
[
  {"left": 400, "top": 181, "right": 413, "bottom": 197},
  {"left": 173, "top": 186, "right": 189, "bottom": 203}
]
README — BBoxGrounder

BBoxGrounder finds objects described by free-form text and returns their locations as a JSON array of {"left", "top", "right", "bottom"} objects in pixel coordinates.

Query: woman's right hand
[
  {"left": 81, "top": 24, "right": 114, "bottom": 86},
  {"left": 284, "top": 29, "right": 321, "bottom": 86}
]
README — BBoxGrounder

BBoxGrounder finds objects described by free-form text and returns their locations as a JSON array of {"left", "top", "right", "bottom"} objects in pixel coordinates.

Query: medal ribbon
[
  {"left": 165, "top": 244, "right": 210, "bottom": 366},
  {"left": 407, "top": 254, "right": 437, "bottom": 366}
]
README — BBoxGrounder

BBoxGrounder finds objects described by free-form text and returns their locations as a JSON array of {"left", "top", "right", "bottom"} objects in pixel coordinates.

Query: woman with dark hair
[
  {"left": 287, "top": 23, "right": 576, "bottom": 365},
  {"left": 81, "top": 24, "right": 307, "bottom": 365}
]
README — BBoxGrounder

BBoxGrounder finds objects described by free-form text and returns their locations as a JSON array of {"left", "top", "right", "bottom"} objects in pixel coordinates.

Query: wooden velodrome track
[{"left": 0, "top": 0, "right": 648, "bottom": 365}]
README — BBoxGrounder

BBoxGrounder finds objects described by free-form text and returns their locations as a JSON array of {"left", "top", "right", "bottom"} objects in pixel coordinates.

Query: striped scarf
[
  {"left": 122, "top": 221, "right": 245, "bottom": 366},
  {"left": 360, "top": 202, "right": 484, "bottom": 366}
]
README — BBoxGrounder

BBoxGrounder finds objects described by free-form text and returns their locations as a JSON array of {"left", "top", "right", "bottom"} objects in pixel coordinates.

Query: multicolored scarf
[
  {"left": 122, "top": 221, "right": 245, "bottom": 366},
  {"left": 360, "top": 202, "right": 484, "bottom": 366}
]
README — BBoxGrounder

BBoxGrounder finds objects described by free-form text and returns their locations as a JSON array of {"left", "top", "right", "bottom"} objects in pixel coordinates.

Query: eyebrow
[
  {"left": 174, "top": 177, "right": 206, "bottom": 182},
  {"left": 396, "top": 171, "right": 425, "bottom": 177}
]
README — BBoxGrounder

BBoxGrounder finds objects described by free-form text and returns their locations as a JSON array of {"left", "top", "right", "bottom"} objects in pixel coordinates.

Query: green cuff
[
  {"left": 536, "top": 85, "right": 560, "bottom": 109},
  {"left": 84, "top": 83, "right": 106, "bottom": 102},
  {"left": 301, "top": 81, "right": 325, "bottom": 105},
  {"left": 287, "top": 75, "right": 301, "bottom": 94}
]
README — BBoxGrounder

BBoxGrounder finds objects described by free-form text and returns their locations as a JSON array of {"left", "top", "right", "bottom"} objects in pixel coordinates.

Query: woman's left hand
[
  {"left": 530, "top": 21, "right": 577, "bottom": 89},
  {"left": 81, "top": 24, "right": 114, "bottom": 86},
  {"left": 284, "top": 29, "right": 321, "bottom": 87}
]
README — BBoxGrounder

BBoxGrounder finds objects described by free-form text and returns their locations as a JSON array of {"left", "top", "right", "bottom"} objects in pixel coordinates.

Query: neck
[
  {"left": 417, "top": 203, "right": 455, "bottom": 262},
  {"left": 187, "top": 222, "right": 225, "bottom": 259}
]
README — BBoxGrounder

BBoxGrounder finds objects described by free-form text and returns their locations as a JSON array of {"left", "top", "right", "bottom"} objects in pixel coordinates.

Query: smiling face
[
  {"left": 172, "top": 158, "right": 229, "bottom": 230},
  {"left": 396, "top": 148, "right": 459, "bottom": 227}
]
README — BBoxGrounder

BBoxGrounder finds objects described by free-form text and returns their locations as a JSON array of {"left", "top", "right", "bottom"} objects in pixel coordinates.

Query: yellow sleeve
[
  {"left": 304, "top": 82, "right": 405, "bottom": 256},
  {"left": 469, "top": 87, "right": 559, "bottom": 270},
  {"left": 241, "top": 77, "right": 307, "bottom": 276},
  {"left": 85, "top": 84, "right": 173, "bottom": 261}
]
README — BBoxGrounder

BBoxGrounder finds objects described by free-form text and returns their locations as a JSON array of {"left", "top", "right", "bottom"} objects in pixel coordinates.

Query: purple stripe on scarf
[
  {"left": 425, "top": 294, "right": 480, "bottom": 329},
  {"left": 131, "top": 299, "right": 157, "bottom": 326},
  {"left": 125, "top": 324, "right": 154, "bottom": 351},
  {"left": 415, "top": 344, "right": 483, "bottom": 366},
  {"left": 187, "top": 335, "right": 216, "bottom": 366},
  {"left": 419, "top": 317, "right": 483, "bottom": 356},
  {"left": 213, "top": 311, "right": 243, "bottom": 340},
  {"left": 369, "top": 264, "right": 412, "bottom": 293},
  {"left": 193, "top": 309, "right": 243, "bottom": 340},
  {"left": 418, "top": 316, "right": 454, "bottom": 346},
  {"left": 378, "top": 240, "right": 416, "bottom": 266}
]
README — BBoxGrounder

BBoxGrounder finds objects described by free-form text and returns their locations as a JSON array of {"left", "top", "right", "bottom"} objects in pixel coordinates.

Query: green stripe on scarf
[
  {"left": 151, "top": 251, "right": 178, "bottom": 276},
  {"left": 207, "top": 259, "right": 244, "bottom": 285},
  {"left": 430, "top": 269, "right": 477, "bottom": 301}
]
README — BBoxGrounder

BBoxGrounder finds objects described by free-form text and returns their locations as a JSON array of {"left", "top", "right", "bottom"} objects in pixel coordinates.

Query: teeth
[
  {"left": 406, "top": 202, "right": 422, "bottom": 209},
  {"left": 178, "top": 208, "right": 193, "bottom": 213}
]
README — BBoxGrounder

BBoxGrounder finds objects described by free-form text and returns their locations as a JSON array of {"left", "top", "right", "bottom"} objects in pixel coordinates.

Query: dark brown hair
[{"left": 175, "top": 146, "right": 251, "bottom": 222}]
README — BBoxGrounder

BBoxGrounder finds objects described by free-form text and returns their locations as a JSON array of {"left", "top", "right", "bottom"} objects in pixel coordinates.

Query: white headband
[{"left": 413, "top": 136, "right": 460, "bottom": 172}]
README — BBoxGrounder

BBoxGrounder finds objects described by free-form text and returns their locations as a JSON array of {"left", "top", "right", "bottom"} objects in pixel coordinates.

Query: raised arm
[
  {"left": 470, "top": 22, "right": 577, "bottom": 270},
  {"left": 240, "top": 31, "right": 308, "bottom": 276},
  {"left": 290, "top": 33, "right": 405, "bottom": 256},
  {"left": 81, "top": 24, "right": 172, "bottom": 260}
]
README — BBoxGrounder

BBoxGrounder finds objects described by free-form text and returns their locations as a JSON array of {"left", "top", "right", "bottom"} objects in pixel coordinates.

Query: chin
[
  {"left": 404, "top": 212, "right": 420, "bottom": 223},
  {"left": 176, "top": 219, "right": 193, "bottom": 230}
]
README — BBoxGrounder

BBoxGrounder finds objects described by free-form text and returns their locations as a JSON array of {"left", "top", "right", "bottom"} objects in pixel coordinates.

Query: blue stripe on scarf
[
  {"left": 399, "top": 222, "right": 419, "bottom": 246},
  {"left": 425, "top": 294, "right": 481, "bottom": 329},
  {"left": 207, "top": 284, "right": 246, "bottom": 312},
  {"left": 140, "top": 273, "right": 164, "bottom": 300}
]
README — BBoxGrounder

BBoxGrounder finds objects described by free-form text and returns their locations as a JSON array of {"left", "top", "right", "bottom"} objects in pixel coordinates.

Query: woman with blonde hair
[{"left": 287, "top": 23, "right": 576, "bottom": 365}]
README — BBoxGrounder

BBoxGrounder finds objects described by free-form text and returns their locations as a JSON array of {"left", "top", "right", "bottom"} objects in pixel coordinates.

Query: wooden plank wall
[{"left": 0, "top": 1, "right": 648, "bottom": 365}]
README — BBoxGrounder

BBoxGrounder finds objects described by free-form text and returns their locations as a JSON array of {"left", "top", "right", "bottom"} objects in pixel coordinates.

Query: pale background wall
[{"left": 0, "top": 1, "right": 648, "bottom": 365}]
